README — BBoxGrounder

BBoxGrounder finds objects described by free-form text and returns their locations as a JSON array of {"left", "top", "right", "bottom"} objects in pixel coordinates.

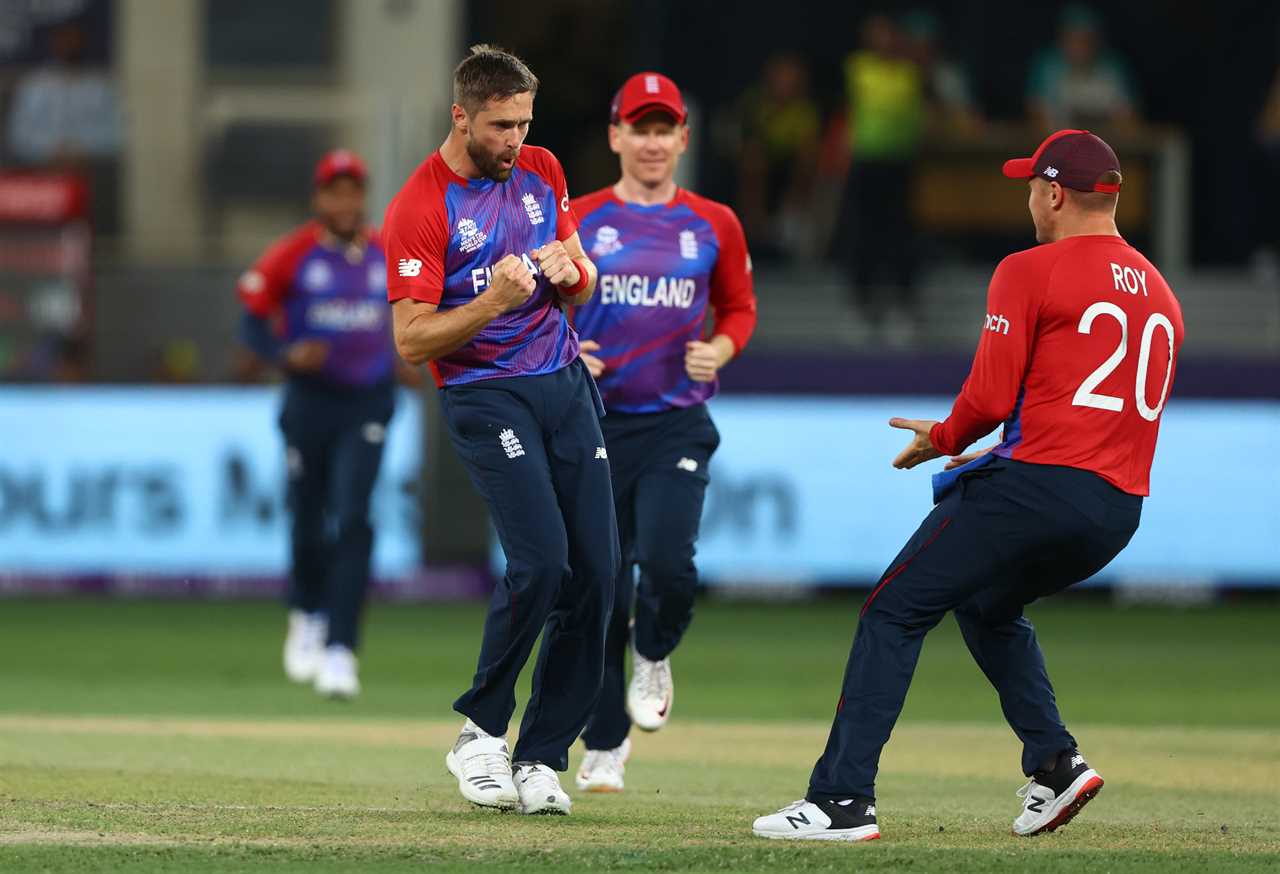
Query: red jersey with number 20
[{"left": 931, "top": 235, "right": 1184, "bottom": 496}]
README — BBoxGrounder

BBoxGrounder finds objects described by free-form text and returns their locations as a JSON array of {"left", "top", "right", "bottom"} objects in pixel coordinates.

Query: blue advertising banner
[
  {"left": 695, "top": 397, "right": 1280, "bottom": 585},
  {"left": 0, "top": 387, "right": 421, "bottom": 577},
  {"left": 4, "top": 389, "right": 1277, "bottom": 587}
]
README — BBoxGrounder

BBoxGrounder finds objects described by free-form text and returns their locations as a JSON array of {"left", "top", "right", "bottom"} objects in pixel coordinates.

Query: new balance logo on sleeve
[
  {"left": 499, "top": 428, "right": 525, "bottom": 459},
  {"left": 398, "top": 258, "right": 423, "bottom": 277},
  {"left": 595, "top": 447, "right": 608, "bottom": 460},
  {"left": 677, "top": 457, "right": 699, "bottom": 472}
]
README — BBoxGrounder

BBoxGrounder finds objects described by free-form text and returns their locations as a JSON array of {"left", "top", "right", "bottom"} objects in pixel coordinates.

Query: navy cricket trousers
[
  {"left": 279, "top": 378, "right": 394, "bottom": 651},
  {"left": 807, "top": 458, "right": 1142, "bottom": 801},
  {"left": 441, "top": 360, "right": 621, "bottom": 771},
  {"left": 581, "top": 403, "right": 720, "bottom": 751}
]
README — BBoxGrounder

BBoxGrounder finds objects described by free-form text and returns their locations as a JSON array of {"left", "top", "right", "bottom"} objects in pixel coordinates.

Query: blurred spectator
[
  {"left": 5, "top": 20, "right": 122, "bottom": 232},
  {"left": 901, "top": 9, "right": 984, "bottom": 135},
  {"left": 837, "top": 14, "right": 925, "bottom": 339},
  {"left": 150, "top": 338, "right": 202, "bottom": 384},
  {"left": 734, "top": 53, "right": 822, "bottom": 262},
  {"left": 1026, "top": 5, "right": 1139, "bottom": 132},
  {"left": 6, "top": 22, "right": 121, "bottom": 164},
  {"left": 1254, "top": 66, "right": 1280, "bottom": 273}
]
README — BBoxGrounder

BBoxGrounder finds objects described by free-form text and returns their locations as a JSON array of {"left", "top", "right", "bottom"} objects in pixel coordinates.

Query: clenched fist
[
  {"left": 532, "top": 240, "right": 581, "bottom": 288},
  {"left": 485, "top": 254, "right": 537, "bottom": 313}
]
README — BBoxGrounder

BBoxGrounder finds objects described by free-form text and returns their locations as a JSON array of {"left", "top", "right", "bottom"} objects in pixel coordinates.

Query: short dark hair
[
  {"left": 453, "top": 44, "right": 538, "bottom": 115},
  {"left": 1074, "top": 169, "right": 1123, "bottom": 212}
]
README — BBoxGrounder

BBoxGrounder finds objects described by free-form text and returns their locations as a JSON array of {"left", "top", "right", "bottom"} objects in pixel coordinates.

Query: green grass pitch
[{"left": 0, "top": 597, "right": 1277, "bottom": 872}]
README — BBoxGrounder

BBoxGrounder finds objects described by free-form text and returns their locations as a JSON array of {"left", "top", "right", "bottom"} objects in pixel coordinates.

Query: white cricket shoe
[
  {"left": 313, "top": 644, "right": 360, "bottom": 699},
  {"left": 575, "top": 738, "right": 631, "bottom": 793},
  {"left": 283, "top": 610, "right": 326, "bottom": 683},
  {"left": 752, "top": 798, "right": 881, "bottom": 842},
  {"left": 514, "top": 762, "right": 572, "bottom": 815},
  {"left": 445, "top": 720, "right": 519, "bottom": 810},
  {"left": 1013, "top": 750, "right": 1104, "bottom": 836},
  {"left": 627, "top": 650, "right": 673, "bottom": 731}
]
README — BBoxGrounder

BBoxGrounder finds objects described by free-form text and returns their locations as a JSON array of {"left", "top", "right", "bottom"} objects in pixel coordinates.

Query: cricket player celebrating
[
  {"left": 237, "top": 150, "right": 396, "bottom": 700},
  {"left": 752, "top": 130, "right": 1183, "bottom": 841},
  {"left": 569, "top": 73, "right": 757, "bottom": 793},
  {"left": 383, "top": 45, "right": 617, "bottom": 816}
]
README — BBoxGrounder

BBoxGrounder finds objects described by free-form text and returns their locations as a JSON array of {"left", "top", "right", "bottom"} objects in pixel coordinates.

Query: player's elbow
[{"left": 393, "top": 331, "right": 430, "bottom": 367}]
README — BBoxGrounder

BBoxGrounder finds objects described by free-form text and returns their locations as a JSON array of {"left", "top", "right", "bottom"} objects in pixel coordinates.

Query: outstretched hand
[{"left": 889, "top": 417, "right": 942, "bottom": 470}]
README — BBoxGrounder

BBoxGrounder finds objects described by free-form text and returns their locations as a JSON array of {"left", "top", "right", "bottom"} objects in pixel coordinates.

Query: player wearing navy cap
[
  {"left": 383, "top": 45, "right": 617, "bottom": 816},
  {"left": 237, "top": 149, "right": 398, "bottom": 700},
  {"left": 570, "top": 73, "right": 757, "bottom": 793},
  {"left": 753, "top": 130, "right": 1183, "bottom": 841}
]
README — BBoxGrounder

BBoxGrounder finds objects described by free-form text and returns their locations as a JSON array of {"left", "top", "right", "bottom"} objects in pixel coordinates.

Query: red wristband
[{"left": 563, "top": 257, "right": 590, "bottom": 295}]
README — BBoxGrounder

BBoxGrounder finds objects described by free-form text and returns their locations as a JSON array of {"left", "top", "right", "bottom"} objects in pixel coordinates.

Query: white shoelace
[
  {"left": 469, "top": 751, "right": 512, "bottom": 779},
  {"left": 635, "top": 655, "right": 671, "bottom": 700},
  {"left": 1016, "top": 779, "right": 1053, "bottom": 802},
  {"left": 774, "top": 799, "right": 808, "bottom": 815},
  {"left": 518, "top": 764, "right": 562, "bottom": 797},
  {"left": 459, "top": 732, "right": 512, "bottom": 779},
  {"left": 582, "top": 746, "right": 625, "bottom": 774}
]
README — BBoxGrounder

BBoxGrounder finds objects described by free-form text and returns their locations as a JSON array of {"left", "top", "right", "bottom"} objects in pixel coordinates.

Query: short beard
[{"left": 467, "top": 137, "right": 516, "bottom": 182}]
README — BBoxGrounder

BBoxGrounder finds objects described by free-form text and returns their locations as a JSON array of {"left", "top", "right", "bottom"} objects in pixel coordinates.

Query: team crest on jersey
[
  {"left": 592, "top": 225, "right": 622, "bottom": 257},
  {"left": 457, "top": 218, "right": 488, "bottom": 254},
  {"left": 303, "top": 259, "right": 333, "bottom": 292},
  {"left": 522, "top": 193, "right": 545, "bottom": 226},
  {"left": 679, "top": 229, "right": 698, "bottom": 260}
]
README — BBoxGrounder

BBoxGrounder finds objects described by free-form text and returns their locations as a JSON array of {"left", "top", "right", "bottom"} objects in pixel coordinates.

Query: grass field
[{"left": 1, "top": 597, "right": 1277, "bottom": 872}]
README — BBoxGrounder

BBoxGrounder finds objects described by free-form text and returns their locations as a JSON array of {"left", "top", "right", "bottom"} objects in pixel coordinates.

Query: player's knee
[
  {"left": 507, "top": 549, "right": 571, "bottom": 595},
  {"left": 636, "top": 547, "right": 695, "bottom": 592}
]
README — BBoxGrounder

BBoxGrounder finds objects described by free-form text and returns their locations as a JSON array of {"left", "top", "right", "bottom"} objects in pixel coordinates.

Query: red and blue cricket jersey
[
  {"left": 569, "top": 188, "right": 757, "bottom": 413},
  {"left": 382, "top": 146, "right": 579, "bottom": 388},
  {"left": 237, "top": 222, "right": 394, "bottom": 387},
  {"left": 931, "top": 235, "right": 1184, "bottom": 496}
]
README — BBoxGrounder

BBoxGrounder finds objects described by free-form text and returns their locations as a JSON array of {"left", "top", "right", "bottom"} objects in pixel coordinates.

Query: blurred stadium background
[{"left": 0, "top": 1, "right": 1277, "bottom": 871}]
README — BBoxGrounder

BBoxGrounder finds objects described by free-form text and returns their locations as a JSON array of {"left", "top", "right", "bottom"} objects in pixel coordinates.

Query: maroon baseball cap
[
  {"left": 610, "top": 72, "right": 688, "bottom": 125},
  {"left": 314, "top": 149, "right": 368, "bottom": 187},
  {"left": 1002, "top": 130, "right": 1121, "bottom": 193}
]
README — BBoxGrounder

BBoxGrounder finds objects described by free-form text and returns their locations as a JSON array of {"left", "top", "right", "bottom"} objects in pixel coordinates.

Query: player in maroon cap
[
  {"left": 753, "top": 130, "right": 1183, "bottom": 842},
  {"left": 236, "top": 149, "right": 400, "bottom": 700}
]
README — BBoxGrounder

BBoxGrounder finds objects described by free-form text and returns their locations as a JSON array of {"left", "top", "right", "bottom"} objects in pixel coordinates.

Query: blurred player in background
[
  {"left": 570, "top": 73, "right": 757, "bottom": 793},
  {"left": 753, "top": 130, "right": 1183, "bottom": 841},
  {"left": 236, "top": 150, "right": 398, "bottom": 700},
  {"left": 384, "top": 46, "right": 616, "bottom": 816}
]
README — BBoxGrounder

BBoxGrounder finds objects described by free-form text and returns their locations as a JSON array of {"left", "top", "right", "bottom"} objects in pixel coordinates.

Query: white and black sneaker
[
  {"left": 1013, "top": 749, "right": 1104, "bottom": 836},
  {"left": 752, "top": 797, "right": 881, "bottom": 842},
  {"left": 313, "top": 644, "right": 360, "bottom": 699},
  {"left": 445, "top": 719, "right": 519, "bottom": 810},
  {"left": 283, "top": 610, "right": 326, "bottom": 683},
  {"left": 575, "top": 738, "right": 631, "bottom": 793},
  {"left": 513, "top": 762, "right": 572, "bottom": 815},
  {"left": 627, "top": 649, "right": 673, "bottom": 731}
]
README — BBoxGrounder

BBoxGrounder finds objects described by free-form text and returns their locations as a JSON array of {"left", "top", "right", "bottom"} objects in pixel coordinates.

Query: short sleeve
[
  {"left": 237, "top": 230, "right": 310, "bottom": 317},
  {"left": 383, "top": 189, "right": 448, "bottom": 305},
  {"left": 706, "top": 204, "right": 758, "bottom": 353},
  {"left": 522, "top": 146, "right": 578, "bottom": 242}
]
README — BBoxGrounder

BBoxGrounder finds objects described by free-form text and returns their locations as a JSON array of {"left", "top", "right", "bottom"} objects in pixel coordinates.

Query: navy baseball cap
[
  {"left": 610, "top": 72, "right": 688, "bottom": 125},
  {"left": 1003, "top": 130, "right": 1121, "bottom": 193}
]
